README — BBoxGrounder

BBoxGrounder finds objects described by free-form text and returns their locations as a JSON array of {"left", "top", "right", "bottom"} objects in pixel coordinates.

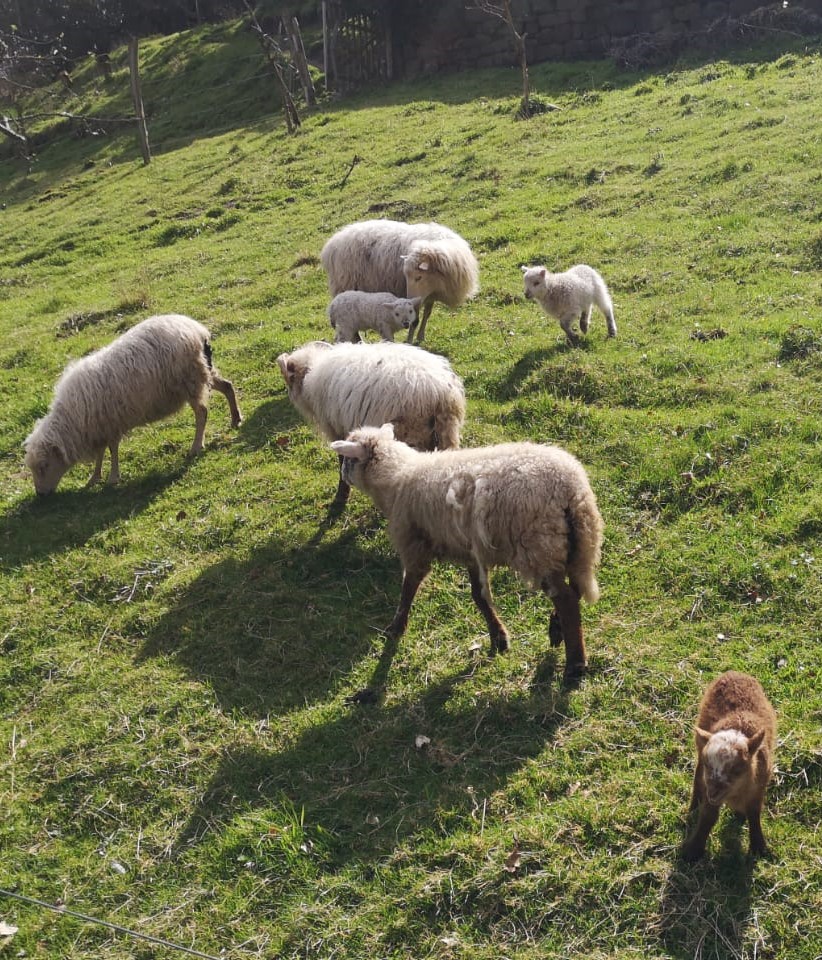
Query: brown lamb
[{"left": 683, "top": 670, "right": 777, "bottom": 862}]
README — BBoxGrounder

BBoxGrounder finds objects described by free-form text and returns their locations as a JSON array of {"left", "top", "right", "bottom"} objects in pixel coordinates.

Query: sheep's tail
[
  {"left": 592, "top": 272, "right": 617, "bottom": 337},
  {"left": 565, "top": 497, "right": 603, "bottom": 604}
]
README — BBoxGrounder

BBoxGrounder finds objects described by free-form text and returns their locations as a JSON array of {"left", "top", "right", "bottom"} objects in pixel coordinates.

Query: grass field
[{"left": 1, "top": 21, "right": 821, "bottom": 960}]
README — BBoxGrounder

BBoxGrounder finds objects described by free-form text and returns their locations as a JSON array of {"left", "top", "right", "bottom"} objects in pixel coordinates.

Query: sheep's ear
[
  {"left": 537, "top": 267, "right": 547, "bottom": 279},
  {"left": 747, "top": 728, "right": 766, "bottom": 755},
  {"left": 410, "top": 296, "right": 423, "bottom": 308},
  {"left": 330, "top": 439, "right": 368, "bottom": 461},
  {"left": 521, "top": 265, "right": 529, "bottom": 274},
  {"left": 695, "top": 727, "right": 712, "bottom": 751},
  {"left": 379, "top": 423, "right": 395, "bottom": 440},
  {"left": 276, "top": 353, "right": 290, "bottom": 380}
]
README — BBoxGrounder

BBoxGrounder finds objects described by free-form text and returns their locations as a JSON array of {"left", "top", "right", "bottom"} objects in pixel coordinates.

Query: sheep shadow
[
  {"left": 234, "top": 395, "right": 301, "bottom": 452},
  {"left": 0, "top": 465, "right": 187, "bottom": 570},
  {"left": 488, "top": 343, "right": 595, "bottom": 402},
  {"left": 137, "top": 526, "right": 398, "bottom": 717},
  {"left": 658, "top": 814, "right": 757, "bottom": 960},
  {"left": 174, "top": 660, "right": 573, "bottom": 865}
]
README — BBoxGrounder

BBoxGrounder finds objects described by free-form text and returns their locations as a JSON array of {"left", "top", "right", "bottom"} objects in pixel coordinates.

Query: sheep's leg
[
  {"left": 86, "top": 450, "right": 105, "bottom": 487},
  {"left": 385, "top": 560, "right": 431, "bottom": 639},
  {"left": 106, "top": 442, "right": 121, "bottom": 485},
  {"left": 412, "top": 298, "right": 434, "bottom": 344},
  {"left": 579, "top": 306, "right": 592, "bottom": 334},
  {"left": 333, "top": 454, "right": 351, "bottom": 505},
  {"left": 604, "top": 307, "right": 617, "bottom": 338},
  {"left": 542, "top": 574, "right": 586, "bottom": 678},
  {"left": 189, "top": 401, "right": 208, "bottom": 454},
  {"left": 211, "top": 374, "right": 243, "bottom": 428},
  {"left": 466, "top": 563, "right": 510, "bottom": 654},
  {"left": 747, "top": 802, "right": 769, "bottom": 857},
  {"left": 682, "top": 802, "right": 720, "bottom": 862},
  {"left": 558, "top": 311, "right": 580, "bottom": 345}
]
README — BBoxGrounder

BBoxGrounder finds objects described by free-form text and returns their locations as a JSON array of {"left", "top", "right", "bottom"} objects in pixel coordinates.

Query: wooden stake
[{"left": 128, "top": 37, "right": 151, "bottom": 165}]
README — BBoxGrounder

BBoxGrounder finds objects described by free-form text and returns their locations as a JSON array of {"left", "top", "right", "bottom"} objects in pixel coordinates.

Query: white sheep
[
  {"left": 328, "top": 290, "right": 423, "bottom": 343},
  {"left": 330, "top": 423, "right": 603, "bottom": 679},
  {"left": 320, "top": 219, "right": 479, "bottom": 343},
  {"left": 277, "top": 341, "right": 465, "bottom": 504},
  {"left": 24, "top": 313, "right": 243, "bottom": 495},
  {"left": 522, "top": 264, "right": 617, "bottom": 344}
]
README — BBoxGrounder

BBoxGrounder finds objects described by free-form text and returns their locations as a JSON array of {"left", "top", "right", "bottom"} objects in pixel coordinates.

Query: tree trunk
[{"left": 285, "top": 15, "right": 316, "bottom": 106}]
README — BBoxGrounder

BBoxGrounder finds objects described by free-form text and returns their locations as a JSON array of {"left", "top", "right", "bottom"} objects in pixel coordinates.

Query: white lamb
[
  {"left": 24, "top": 313, "right": 243, "bottom": 495},
  {"left": 277, "top": 340, "right": 465, "bottom": 504},
  {"left": 331, "top": 423, "right": 603, "bottom": 679},
  {"left": 320, "top": 219, "right": 479, "bottom": 343},
  {"left": 328, "top": 290, "right": 423, "bottom": 343},
  {"left": 522, "top": 264, "right": 617, "bottom": 344}
]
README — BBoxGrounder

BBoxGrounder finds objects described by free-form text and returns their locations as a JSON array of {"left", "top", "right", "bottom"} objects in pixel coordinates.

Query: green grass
[{"left": 1, "top": 24, "right": 821, "bottom": 960}]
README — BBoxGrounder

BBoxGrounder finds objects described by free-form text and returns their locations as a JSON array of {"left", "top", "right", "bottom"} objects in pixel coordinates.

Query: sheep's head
[
  {"left": 522, "top": 265, "right": 547, "bottom": 300},
  {"left": 695, "top": 727, "right": 766, "bottom": 806},
  {"left": 277, "top": 342, "right": 332, "bottom": 396},
  {"left": 330, "top": 423, "right": 395, "bottom": 489},
  {"left": 24, "top": 429, "right": 69, "bottom": 496},
  {"left": 390, "top": 297, "right": 422, "bottom": 330}
]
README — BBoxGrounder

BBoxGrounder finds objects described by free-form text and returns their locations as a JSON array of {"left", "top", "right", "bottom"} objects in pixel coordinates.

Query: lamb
[
  {"left": 328, "top": 290, "right": 423, "bottom": 343},
  {"left": 320, "top": 219, "right": 480, "bottom": 343},
  {"left": 683, "top": 670, "right": 777, "bottom": 862},
  {"left": 277, "top": 341, "right": 465, "bottom": 504},
  {"left": 330, "top": 424, "right": 603, "bottom": 679},
  {"left": 522, "top": 264, "right": 617, "bottom": 344},
  {"left": 24, "top": 313, "right": 243, "bottom": 495}
]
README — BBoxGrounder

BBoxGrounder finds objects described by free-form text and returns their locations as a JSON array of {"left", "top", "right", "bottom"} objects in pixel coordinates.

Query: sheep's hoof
[
  {"left": 491, "top": 632, "right": 510, "bottom": 654},
  {"left": 749, "top": 840, "right": 772, "bottom": 859},
  {"left": 681, "top": 842, "right": 705, "bottom": 864},
  {"left": 344, "top": 687, "right": 380, "bottom": 706},
  {"left": 562, "top": 660, "right": 588, "bottom": 685},
  {"left": 85, "top": 474, "right": 103, "bottom": 488},
  {"left": 231, "top": 414, "right": 243, "bottom": 428},
  {"left": 106, "top": 475, "right": 121, "bottom": 487}
]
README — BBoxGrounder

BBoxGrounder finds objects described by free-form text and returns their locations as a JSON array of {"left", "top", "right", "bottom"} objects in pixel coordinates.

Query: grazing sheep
[
  {"left": 277, "top": 341, "right": 465, "bottom": 504},
  {"left": 330, "top": 424, "right": 603, "bottom": 678},
  {"left": 320, "top": 219, "right": 479, "bottom": 343},
  {"left": 683, "top": 670, "right": 777, "bottom": 862},
  {"left": 522, "top": 264, "right": 617, "bottom": 344},
  {"left": 24, "top": 313, "right": 242, "bottom": 495},
  {"left": 328, "top": 290, "right": 423, "bottom": 343}
]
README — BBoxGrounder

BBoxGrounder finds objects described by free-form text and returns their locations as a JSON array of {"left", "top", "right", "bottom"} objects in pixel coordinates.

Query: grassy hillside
[{"left": 1, "top": 22, "right": 821, "bottom": 960}]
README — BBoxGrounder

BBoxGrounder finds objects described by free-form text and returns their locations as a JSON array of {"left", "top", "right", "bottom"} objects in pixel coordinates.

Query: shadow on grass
[
  {"left": 137, "top": 524, "right": 397, "bottom": 716},
  {"left": 659, "top": 813, "right": 756, "bottom": 959},
  {"left": 0, "top": 465, "right": 187, "bottom": 570},
  {"left": 175, "top": 657, "right": 572, "bottom": 864},
  {"left": 234, "top": 395, "right": 301, "bottom": 452}
]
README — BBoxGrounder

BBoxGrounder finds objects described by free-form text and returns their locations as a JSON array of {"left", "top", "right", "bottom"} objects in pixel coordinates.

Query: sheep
[
  {"left": 277, "top": 341, "right": 465, "bottom": 504},
  {"left": 328, "top": 290, "right": 423, "bottom": 343},
  {"left": 329, "top": 423, "right": 603, "bottom": 679},
  {"left": 522, "top": 263, "right": 617, "bottom": 345},
  {"left": 682, "top": 670, "right": 777, "bottom": 862},
  {"left": 24, "top": 313, "right": 242, "bottom": 495},
  {"left": 320, "top": 219, "right": 480, "bottom": 343}
]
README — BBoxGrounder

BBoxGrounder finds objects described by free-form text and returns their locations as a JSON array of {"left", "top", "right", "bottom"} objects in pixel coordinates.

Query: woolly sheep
[
  {"left": 328, "top": 290, "right": 423, "bottom": 343},
  {"left": 522, "top": 263, "right": 617, "bottom": 344},
  {"left": 320, "top": 219, "right": 480, "bottom": 343},
  {"left": 277, "top": 341, "right": 465, "bottom": 504},
  {"left": 24, "top": 313, "right": 242, "bottom": 495},
  {"left": 330, "top": 423, "right": 603, "bottom": 679},
  {"left": 683, "top": 671, "right": 777, "bottom": 862}
]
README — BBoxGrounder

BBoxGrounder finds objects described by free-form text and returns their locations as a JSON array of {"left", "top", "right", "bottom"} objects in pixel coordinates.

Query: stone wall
[{"left": 393, "top": 0, "right": 814, "bottom": 77}]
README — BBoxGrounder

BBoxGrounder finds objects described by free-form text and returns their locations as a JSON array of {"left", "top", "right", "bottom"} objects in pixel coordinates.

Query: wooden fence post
[{"left": 128, "top": 37, "right": 151, "bottom": 165}]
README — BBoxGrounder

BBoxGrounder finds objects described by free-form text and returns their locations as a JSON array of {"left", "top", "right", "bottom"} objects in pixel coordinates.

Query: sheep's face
[
  {"left": 330, "top": 424, "right": 394, "bottom": 490},
  {"left": 522, "top": 266, "right": 547, "bottom": 301},
  {"left": 403, "top": 259, "right": 438, "bottom": 302},
  {"left": 391, "top": 298, "right": 420, "bottom": 330},
  {"left": 696, "top": 728, "right": 761, "bottom": 806},
  {"left": 25, "top": 442, "right": 69, "bottom": 496}
]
